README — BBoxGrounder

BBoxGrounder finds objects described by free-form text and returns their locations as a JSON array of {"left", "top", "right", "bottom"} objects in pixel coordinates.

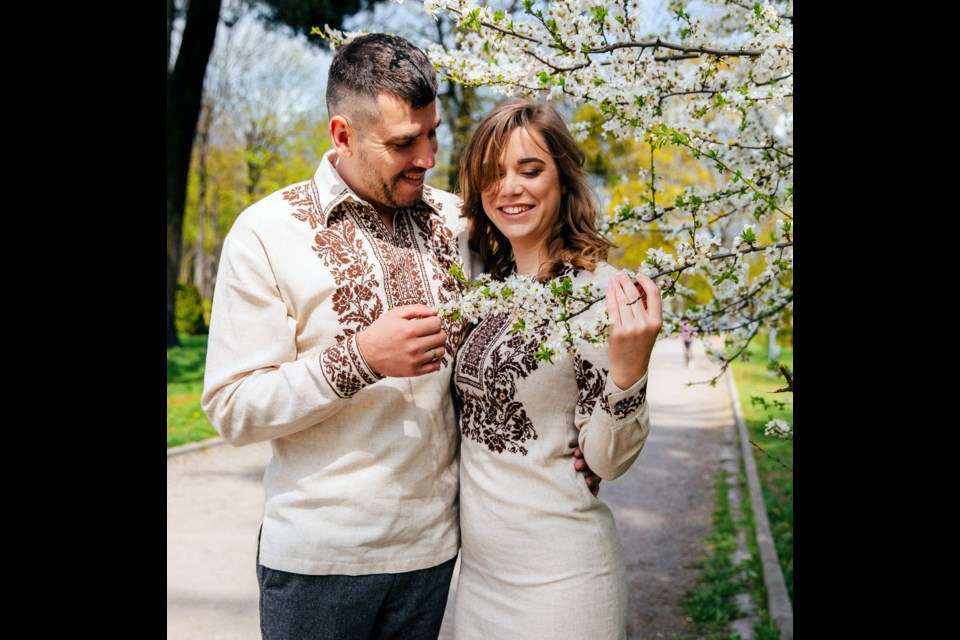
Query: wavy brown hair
[{"left": 459, "top": 100, "right": 615, "bottom": 282}]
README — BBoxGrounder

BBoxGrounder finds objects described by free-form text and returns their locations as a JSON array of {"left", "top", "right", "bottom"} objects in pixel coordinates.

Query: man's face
[{"left": 352, "top": 93, "right": 440, "bottom": 213}]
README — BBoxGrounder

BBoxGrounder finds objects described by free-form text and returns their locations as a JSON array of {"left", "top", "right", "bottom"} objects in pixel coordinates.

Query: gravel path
[{"left": 167, "top": 337, "right": 731, "bottom": 639}]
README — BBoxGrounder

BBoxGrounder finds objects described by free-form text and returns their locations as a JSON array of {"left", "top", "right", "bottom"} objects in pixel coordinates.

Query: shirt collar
[{"left": 310, "top": 149, "right": 437, "bottom": 227}]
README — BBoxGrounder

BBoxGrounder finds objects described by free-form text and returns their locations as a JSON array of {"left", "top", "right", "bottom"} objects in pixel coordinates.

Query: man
[{"left": 202, "top": 33, "right": 598, "bottom": 639}]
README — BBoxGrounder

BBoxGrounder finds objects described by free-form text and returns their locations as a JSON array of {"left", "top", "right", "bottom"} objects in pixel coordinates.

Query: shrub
[{"left": 176, "top": 282, "right": 207, "bottom": 335}]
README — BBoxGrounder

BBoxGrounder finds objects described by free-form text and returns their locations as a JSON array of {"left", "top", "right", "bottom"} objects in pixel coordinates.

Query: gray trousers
[{"left": 257, "top": 554, "right": 457, "bottom": 640}]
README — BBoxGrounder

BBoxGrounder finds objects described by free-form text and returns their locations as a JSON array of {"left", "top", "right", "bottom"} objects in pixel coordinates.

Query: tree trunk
[
  {"left": 168, "top": 0, "right": 222, "bottom": 348},
  {"left": 194, "top": 104, "right": 212, "bottom": 298},
  {"left": 210, "top": 190, "right": 223, "bottom": 296}
]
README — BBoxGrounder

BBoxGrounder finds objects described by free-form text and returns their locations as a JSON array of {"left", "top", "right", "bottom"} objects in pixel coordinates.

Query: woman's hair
[{"left": 458, "top": 100, "right": 615, "bottom": 282}]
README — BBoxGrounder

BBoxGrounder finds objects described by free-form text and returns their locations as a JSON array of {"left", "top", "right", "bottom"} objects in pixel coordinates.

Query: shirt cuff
[
  {"left": 318, "top": 333, "right": 384, "bottom": 398},
  {"left": 599, "top": 372, "right": 649, "bottom": 422}
]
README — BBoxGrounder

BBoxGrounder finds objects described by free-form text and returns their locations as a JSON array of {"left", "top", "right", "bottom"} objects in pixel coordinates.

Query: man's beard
[{"left": 357, "top": 149, "right": 426, "bottom": 210}]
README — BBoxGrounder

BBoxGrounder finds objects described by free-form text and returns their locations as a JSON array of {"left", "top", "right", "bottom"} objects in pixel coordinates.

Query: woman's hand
[{"left": 605, "top": 271, "right": 662, "bottom": 390}]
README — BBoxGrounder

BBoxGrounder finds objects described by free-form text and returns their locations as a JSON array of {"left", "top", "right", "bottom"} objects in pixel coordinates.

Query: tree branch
[
  {"left": 749, "top": 440, "right": 793, "bottom": 470},
  {"left": 650, "top": 241, "right": 794, "bottom": 280},
  {"left": 774, "top": 364, "right": 793, "bottom": 392},
  {"left": 654, "top": 53, "right": 699, "bottom": 61},
  {"left": 558, "top": 241, "right": 793, "bottom": 325},
  {"left": 524, "top": 49, "right": 590, "bottom": 74},
  {"left": 586, "top": 39, "right": 762, "bottom": 58}
]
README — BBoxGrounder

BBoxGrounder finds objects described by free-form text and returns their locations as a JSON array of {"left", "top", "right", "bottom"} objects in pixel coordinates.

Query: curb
[
  {"left": 726, "top": 369, "right": 794, "bottom": 640},
  {"left": 167, "top": 436, "right": 226, "bottom": 458}
]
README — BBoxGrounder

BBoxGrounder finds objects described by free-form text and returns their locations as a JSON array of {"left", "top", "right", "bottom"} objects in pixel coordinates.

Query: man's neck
[{"left": 373, "top": 204, "right": 397, "bottom": 236}]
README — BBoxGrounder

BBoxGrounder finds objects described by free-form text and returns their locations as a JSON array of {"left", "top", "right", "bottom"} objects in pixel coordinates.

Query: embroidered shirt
[{"left": 202, "top": 150, "right": 470, "bottom": 575}]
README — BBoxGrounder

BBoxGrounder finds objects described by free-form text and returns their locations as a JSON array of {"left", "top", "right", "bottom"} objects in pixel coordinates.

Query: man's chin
[{"left": 390, "top": 186, "right": 425, "bottom": 209}]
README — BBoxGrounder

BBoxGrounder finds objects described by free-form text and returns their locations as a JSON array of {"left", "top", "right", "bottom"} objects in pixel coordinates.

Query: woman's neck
[{"left": 512, "top": 242, "right": 548, "bottom": 276}]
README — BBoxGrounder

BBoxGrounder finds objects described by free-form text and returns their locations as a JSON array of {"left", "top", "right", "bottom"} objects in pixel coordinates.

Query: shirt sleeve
[
  {"left": 200, "top": 220, "right": 381, "bottom": 446},
  {"left": 572, "top": 346, "right": 651, "bottom": 480}
]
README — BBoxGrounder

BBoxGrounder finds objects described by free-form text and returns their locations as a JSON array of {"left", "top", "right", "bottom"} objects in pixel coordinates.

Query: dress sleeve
[
  {"left": 572, "top": 345, "right": 651, "bottom": 480},
  {"left": 200, "top": 220, "right": 381, "bottom": 447}
]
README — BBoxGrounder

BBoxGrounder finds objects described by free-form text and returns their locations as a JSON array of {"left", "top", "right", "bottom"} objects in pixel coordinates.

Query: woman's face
[{"left": 480, "top": 126, "right": 562, "bottom": 258}]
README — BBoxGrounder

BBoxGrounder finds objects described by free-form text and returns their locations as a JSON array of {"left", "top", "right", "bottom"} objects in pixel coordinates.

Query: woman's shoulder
[{"left": 568, "top": 260, "right": 620, "bottom": 285}]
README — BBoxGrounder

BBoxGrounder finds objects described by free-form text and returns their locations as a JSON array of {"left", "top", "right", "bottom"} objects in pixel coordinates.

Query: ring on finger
[{"left": 430, "top": 348, "right": 438, "bottom": 363}]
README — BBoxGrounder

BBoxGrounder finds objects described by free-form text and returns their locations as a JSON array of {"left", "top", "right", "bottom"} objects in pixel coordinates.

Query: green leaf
[
  {"left": 448, "top": 263, "right": 470, "bottom": 287},
  {"left": 501, "top": 286, "right": 513, "bottom": 298},
  {"left": 523, "top": 0, "right": 534, "bottom": 13},
  {"left": 463, "top": 8, "right": 482, "bottom": 30},
  {"left": 511, "top": 317, "right": 526, "bottom": 334},
  {"left": 535, "top": 342, "right": 556, "bottom": 363},
  {"left": 494, "top": 9, "right": 504, "bottom": 21}
]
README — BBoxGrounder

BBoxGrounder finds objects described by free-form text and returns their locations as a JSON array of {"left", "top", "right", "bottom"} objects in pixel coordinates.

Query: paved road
[{"left": 167, "top": 337, "right": 731, "bottom": 639}]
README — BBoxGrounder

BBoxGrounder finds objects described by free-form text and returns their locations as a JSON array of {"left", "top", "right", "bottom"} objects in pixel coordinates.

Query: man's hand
[
  {"left": 573, "top": 447, "right": 602, "bottom": 497},
  {"left": 356, "top": 304, "right": 447, "bottom": 378}
]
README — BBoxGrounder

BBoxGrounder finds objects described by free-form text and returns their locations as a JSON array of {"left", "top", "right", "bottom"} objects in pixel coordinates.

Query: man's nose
[{"left": 412, "top": 137, "right": 436, "bottom": 170}]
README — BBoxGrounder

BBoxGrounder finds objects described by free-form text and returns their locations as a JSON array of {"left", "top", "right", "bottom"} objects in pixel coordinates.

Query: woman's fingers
[
  {"left": 633, "top": 273, "right": 663, "bottom": 327},
  {"left": 605, "top": 280, "right": 623, "bottom": 326}
]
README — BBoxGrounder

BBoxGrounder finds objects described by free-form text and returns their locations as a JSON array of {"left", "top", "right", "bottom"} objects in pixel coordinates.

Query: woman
[{"left": 452, "top": 101, "right": 662, "bottom": 639}]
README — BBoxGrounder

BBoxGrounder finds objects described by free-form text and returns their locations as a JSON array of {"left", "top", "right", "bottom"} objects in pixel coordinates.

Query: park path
[{"left": 167, "top": 337, "right": 732, "bottom": 640}]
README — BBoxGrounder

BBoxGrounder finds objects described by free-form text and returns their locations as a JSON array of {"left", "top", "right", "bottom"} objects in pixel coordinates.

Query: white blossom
[{"left": 764, "top": 418, "right": 792, "bottom": 439}]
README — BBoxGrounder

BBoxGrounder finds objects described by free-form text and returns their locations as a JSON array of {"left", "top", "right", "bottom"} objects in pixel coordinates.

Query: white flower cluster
[
  {"left": 434, "top": 272, "right": 612, "bottom": 362},
  {"left": 376, "top": 0, "right": 794, "bottom": 402},
  {"left": 764, "top": 418, "right": 792, "bottom": 439}
]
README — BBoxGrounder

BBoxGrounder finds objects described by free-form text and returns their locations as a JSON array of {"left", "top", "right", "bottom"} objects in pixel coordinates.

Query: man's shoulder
[
  {"left": 231, "top": 178, "right": 317, "bottom": 234},
  {"left": 421, "top": 185, "right": 466, "bottom": 233}
]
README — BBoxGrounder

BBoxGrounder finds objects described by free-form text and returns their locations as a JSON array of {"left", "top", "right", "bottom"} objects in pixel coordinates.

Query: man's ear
[{"left": 329, "top": 115, "right": 353, "bottom": 158}]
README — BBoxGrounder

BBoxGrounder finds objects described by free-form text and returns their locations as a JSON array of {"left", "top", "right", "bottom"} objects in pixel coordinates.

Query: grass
[
  {"left": 675, "top": 335, "right": 793, "bottom": 640},
  {"left": 729, "top": 339, "right": 794, "bottom": 605},
  {"left": 678, "top": 470, "right": 747, "bottom": 639},
  {"left": 167, "top": 333, "right": 218, "bottom": 448}
]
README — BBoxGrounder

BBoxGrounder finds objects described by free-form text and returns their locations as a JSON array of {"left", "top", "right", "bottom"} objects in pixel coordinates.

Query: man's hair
[
  {"left": 459, "top": 100, "right": 616, "bottom": 282},
  {"left": 326, "top": 33, "right": 438, "bottom": 127}
]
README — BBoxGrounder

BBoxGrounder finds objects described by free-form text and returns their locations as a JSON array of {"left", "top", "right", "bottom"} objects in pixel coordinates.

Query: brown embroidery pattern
[
  {"left": 410, "top": 202, "right": 466, "bottom": 362},
  {"left": 283, "top": 183, "right": 322, "bottom": 229},
  {"left": 600, "top": 383, "right": 648, "bottom": 421},
  {"left": 574, "top": 355, "right": 608, "bottom": 417},
  {"left": 307, "top": 207, "right": 384, "bottom": 397},
  {"left": 455, "top": 312, "right": 546, "bottom": 455},
  {"left": 319, "top": 335, "right": 380, "bottom": 398},
  {"left": 353, "top": 204, "right": 431, "bottom": 307}
]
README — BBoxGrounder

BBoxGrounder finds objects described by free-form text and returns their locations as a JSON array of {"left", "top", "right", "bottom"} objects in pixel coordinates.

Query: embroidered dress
[{"left": 452, "top": 262, "right": 650, "bottom": 640}]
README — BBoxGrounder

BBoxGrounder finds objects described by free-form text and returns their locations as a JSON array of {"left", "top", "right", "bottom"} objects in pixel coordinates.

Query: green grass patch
[
  {"left": 729, "top": 338, "right": 793, "bottom": 604},
  {"left": 738, "top": 467, "right": 781, "bottom": 640},
  {"left": 167, "top": 333, "right": 217, "bottom": 448},
  {"left": 675, "top": 470, "right": 748, "bottom": 640}
]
